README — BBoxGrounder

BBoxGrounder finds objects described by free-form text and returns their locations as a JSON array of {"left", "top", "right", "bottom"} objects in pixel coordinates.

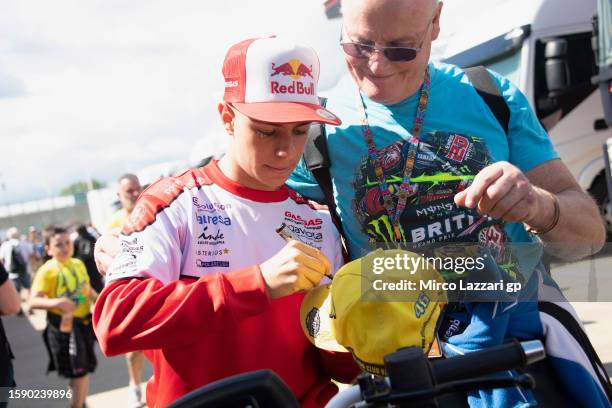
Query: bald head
[
  {"left": 342, "top": 0, "right": 438, "bottom": 23},
  {"left": 340, "top": 0, "right": 442, "bottom": 104}
]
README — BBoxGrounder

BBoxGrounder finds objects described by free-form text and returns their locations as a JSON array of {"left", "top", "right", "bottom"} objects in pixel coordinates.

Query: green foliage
[{"left": 60, "top": 179, "right": 106, "bottom": 196}]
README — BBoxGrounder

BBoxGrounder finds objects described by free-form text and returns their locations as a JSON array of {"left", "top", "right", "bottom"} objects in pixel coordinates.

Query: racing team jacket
[{"left": 93, "top": 161, "right": 360, "bottom": 408}]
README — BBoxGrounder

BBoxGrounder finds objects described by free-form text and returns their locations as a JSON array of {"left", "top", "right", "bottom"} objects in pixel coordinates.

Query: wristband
[{"left": 526, "top": 194, "right": 560, "bottom": 235}]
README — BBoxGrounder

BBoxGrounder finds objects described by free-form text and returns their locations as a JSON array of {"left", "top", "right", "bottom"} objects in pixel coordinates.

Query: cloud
[
  {"left": 1, "top": 0, "right": 487, "bottom": 205},
  {"left": 0, "top": 0, "right": 348, "bottom": 204},
  {"left": 0, "top": 72, "right": 26, "bottom": 98}
]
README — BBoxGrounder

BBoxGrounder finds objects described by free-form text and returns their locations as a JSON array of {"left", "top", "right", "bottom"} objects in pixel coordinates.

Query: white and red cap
[{"left": 222, "top": 36, "right": 341, "bottom": 125}]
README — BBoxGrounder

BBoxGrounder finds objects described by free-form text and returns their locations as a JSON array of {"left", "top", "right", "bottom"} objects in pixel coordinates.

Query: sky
[{"left": 0, "top": 0, "right": 493, "bottom": 205}]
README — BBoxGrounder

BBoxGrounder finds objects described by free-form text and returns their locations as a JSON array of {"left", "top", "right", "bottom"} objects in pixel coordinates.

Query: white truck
[
  {"left": 441, "top": 0, "right": 612, "bottom": 236},
  {"left": 593, "top": 0, "right": 612, "bottom": 127}
]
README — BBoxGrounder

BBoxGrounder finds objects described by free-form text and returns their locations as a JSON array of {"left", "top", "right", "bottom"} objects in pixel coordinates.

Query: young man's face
[
  {"left": 118, "top": 177, "right": 142, "bottom": 213},
  {"left": 46, "top": 233, "right": 73, "bottom": 263},
  {"left": 225, "top": 106, "right": 311, "bottom": 191}
]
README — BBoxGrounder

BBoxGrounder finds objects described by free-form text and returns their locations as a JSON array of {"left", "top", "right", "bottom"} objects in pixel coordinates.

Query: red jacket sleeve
[
  {"left": 93, "top": 265, "right": 271, "bottom": 355},
  {"left": 316, "top": 349, "right": 361, "bottom": 384}
]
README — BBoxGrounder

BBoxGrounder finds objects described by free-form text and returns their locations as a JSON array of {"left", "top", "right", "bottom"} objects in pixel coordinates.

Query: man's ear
[
  {"left": 431, "top": 1, "right": 443, "bottom": 41},
  {"left": 218, "top": 102, "right": 236, "bottom": 136}
]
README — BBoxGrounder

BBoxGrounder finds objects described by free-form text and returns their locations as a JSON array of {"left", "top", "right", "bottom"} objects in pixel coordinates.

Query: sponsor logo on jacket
[
  {"left": 120, "top": 237, "right": 144, "bottom": 258},
  {"left": 192, "top": 197, "right": 232, "bottom": 213},
  {"left": 196, "top": 214, "right": 231, "bottom": 226},
  {"left": 196, "top": 259, "right": 230, "bottom": 268},
  {"left": 283, "top": 211, "right": 323, "bottom": 227},
  {"left": 196, "top": 226, "right": 225, "bottom": 246},
  {"left": 285, "top": 223, "right": 323, "bottom": 243}
]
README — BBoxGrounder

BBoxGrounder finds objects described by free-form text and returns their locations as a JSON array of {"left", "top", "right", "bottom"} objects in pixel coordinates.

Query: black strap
[
  {"left": 303, "top": 98, "right": 345, "bottom": 236},
  {"left": 303, "top": 69, "right": 511, "bottom": 238},
  {"left": 303, "top": 105, "right": 331, "bottom": 171},
  {"left": 464, "top": 66, "right": 510, "bottom": 134}
]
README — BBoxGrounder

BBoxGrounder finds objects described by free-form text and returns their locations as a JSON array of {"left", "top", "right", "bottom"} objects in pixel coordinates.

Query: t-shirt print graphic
[
  {"left": 352, "top": 131, "right": 522, "bottom": 288},
  {"left": 353, "top": 131, "right": 490, "bottom": 244}
]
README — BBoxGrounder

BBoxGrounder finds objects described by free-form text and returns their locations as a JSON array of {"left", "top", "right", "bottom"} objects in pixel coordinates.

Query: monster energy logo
[
  {"left": 415, "top": 202, "right": 455, "bottom": 217},
  {"left": 367, "top": 215, "right": 406, "bottom": 243}
]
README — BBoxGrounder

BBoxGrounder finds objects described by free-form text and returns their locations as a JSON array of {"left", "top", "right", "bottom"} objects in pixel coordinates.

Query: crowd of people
[
  {"left": 0, "top": 0, "right": 611, "bottom": 407},
  {"left": 0, "top": 224, "right": 101, "bottom": 408},
  {"left": 0, "top": 174, "right": 149, "bottom": 408},
  {"left": 0, "top": 225, "right": 101, "bottom": 315}
]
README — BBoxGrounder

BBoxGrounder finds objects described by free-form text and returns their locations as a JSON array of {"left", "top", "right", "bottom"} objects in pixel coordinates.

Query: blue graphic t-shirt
[
  {"left": 287, "top": 63, "right": 612, "bottom": 408},
  {"left": 288, "top": 62, "right": 558, "bottom": 261}
]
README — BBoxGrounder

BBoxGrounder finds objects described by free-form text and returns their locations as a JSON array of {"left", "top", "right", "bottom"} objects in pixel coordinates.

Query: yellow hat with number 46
[{"left": 300, "top": 249, "right": 447, "bottom": 376}]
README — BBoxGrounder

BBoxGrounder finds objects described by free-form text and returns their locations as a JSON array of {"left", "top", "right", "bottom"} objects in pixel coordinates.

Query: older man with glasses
[
  {"left": 287, "top": 0, "right": 610, "bottom": 406},
  {"left": 292, "top": 0, "right": 605, "bottom": 258}
]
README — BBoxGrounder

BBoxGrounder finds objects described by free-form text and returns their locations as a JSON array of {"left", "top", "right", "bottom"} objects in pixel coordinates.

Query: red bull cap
[{"left": 222, "top": 36, "right": 340, "bottom": 125}]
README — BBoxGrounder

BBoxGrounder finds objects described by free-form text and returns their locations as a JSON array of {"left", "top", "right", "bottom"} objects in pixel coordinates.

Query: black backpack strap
[
  {"left": 464, "top": 66, "right": 510, "bottom": 135},
  {"left": 303, "top": 97, "right": 330, "bottom": 171},
  {"left": 303, "top": 97, "right": 345, "bottom": 237}
]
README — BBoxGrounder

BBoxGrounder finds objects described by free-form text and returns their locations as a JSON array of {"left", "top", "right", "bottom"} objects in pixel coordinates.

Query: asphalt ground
[{"left": 4, "top": 309, "right": 152, "bottom": 408}]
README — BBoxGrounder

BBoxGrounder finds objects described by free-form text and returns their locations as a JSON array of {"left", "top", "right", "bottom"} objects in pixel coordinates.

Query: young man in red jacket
[{"left": 93, "top": 36, "right": 360, "bottom": 408}]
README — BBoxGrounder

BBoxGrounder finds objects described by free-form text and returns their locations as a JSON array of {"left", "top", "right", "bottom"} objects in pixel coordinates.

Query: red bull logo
[
  {"left": 270, "top": 58, "right": 314, "bottom": 79},
  {"left": 271, "top": 81, "right": 314, "bottom": 95},
  {"left": 270, "top": 58, "right": 315, "bottom": 95}
]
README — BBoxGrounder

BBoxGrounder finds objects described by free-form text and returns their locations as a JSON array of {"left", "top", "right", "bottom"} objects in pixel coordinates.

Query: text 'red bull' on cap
[{"left": 221, "top": 36, "right": 340, "bottom": 125}]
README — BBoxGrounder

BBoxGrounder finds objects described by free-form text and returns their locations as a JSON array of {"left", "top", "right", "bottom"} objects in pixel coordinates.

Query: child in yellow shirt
[{"left": 30, "top": 226, "right": 97, "bottom": 408}]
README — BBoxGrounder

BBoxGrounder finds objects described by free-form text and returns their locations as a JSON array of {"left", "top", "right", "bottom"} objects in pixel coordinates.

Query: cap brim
[
  {"left": 232, "top": 102, "right": 341, "bottom": 125},
  {"left": 300, "top": 283, "right": 347, "bottom": 352}
]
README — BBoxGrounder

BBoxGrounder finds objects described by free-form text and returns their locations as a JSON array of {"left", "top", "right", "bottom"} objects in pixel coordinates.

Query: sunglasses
[
  {"left": 340, "top": 42, "right": 423, "bottom": 62},
  {"left": 340, "top": 17, "right": 434, "bottom": 62}
]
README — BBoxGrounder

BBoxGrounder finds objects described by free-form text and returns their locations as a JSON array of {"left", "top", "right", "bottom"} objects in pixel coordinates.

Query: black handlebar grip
[
  {"left": 385, "top": 347, "right": 436, "bottom": 407},
  {"left": 431, "top": 339, "right": 528, "bottom": 384}
]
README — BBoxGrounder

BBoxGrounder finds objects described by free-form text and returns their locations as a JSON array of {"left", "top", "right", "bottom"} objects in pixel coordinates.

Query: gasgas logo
[
  {"left": 284, "top": 211, "right": 323, "bottom": 227},
  {"left": 270, "top": 59, "right": 314, "bottom": 95}
]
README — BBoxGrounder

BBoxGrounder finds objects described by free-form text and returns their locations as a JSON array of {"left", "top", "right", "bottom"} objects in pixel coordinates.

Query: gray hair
[
  {"left": 6, "top": 227, "right": 19, "bottom": 240},
  {"left": 118, "top": 173, "right": 140, "bottom": 184}
]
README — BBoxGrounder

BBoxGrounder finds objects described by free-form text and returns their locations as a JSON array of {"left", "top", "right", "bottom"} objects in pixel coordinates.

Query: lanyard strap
[{"left": 357, "top": 68, "right": 431, "bottom": 242}]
